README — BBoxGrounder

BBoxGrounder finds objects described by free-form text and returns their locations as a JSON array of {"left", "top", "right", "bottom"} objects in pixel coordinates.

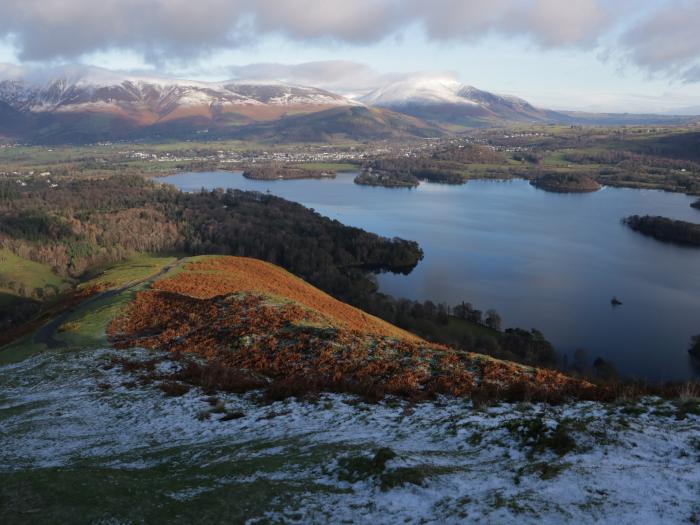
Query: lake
[{"left": 160, "top": 171, "right": 700, "bottom": 381}]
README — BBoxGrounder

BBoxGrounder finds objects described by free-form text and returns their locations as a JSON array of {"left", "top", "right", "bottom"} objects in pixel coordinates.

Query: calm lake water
[{"left": 161, "top": 171, "right": 700, "bottom": 381}]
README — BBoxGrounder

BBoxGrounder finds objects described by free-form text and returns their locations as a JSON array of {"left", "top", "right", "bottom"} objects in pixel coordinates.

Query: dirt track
[{"left": 32, "top": 259, "right": 182, "bottom": 349}]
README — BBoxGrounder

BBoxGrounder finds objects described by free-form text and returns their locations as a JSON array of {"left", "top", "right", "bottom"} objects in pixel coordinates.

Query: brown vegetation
[{"left": 108, "top": 256, "right": 599, "bottom": 402}]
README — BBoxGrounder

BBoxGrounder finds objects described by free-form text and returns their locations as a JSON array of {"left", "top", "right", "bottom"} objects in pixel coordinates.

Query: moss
[
  {"left": 219, "top": 411, "right": 245, "bottom": 421},
  {"left": 517, "top": 461, "right": 571, "bottom": 481},
  {"left": 504, "top": 417, "right": 577, "bottom": 456},
  {"left": 337, "top": 447, "right": 397, "bottom": 483},
  {"left": 379, "top": 466, "right": 427, "bottom": 491},
  {"left": 620, "top": 404, "right": 647, "bottom": 416},
  {"left": 675, "top": 399, "right": 700, "bottom": 420}
]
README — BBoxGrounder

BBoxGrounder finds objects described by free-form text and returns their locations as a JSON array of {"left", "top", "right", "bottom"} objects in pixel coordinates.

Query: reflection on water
[{"left": 160, "top": 171, "right": 700, "bottom": 381}]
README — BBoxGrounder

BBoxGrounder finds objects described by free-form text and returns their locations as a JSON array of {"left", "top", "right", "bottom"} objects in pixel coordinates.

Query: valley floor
[{"left": 1, "top": 347, "right": 699, "bottom": 524}]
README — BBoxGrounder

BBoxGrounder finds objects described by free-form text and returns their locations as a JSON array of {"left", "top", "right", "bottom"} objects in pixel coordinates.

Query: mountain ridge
[
  {"left": 359, "top": 75, "right": 567, "bottom": 127},
  {"left": 0, "top": 66, "right": 696, "bottom": 144}
]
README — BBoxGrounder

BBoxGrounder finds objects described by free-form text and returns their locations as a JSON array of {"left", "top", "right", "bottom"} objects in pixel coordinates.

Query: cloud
[
  {"left": 2, "top": 0, "right": 699, "bottom": 85},
  {"left": 0, "top": 0, "right": 403, "bottom": 62},
  {"left": 0, "top": 0, "right": 254, "bottom": 62},
  {"left": 229, "top": 60, "right": 413, "bottom": 94},
  {"left": 405, "top": 0, "right": 614, "bottom": 48},
  {"left": 0, "top": 0, "right": 624, "bottom": 63},
  {"left": 620, "top": 0, "right": 700, "bottom": 81}
]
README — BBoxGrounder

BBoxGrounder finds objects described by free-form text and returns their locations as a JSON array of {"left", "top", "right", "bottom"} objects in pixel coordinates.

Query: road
[{"left": 33, "top": 259, "right": 182, "bottom": 349}]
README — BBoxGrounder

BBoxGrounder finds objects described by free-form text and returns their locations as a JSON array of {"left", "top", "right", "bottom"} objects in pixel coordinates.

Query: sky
[{"left": 0, "top": 0, "right": 699, "bottom": 113}]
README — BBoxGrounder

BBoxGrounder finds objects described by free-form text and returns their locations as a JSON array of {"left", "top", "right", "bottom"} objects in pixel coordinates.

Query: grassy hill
[
  {"left": 0, "top": 248, "right": 72, "bottom": 341},
  {"left": 107, "top": 256, "right": 593, "bottom": 402},
  {"left": 0, "top": 248, "right": 70, "bottom": 298},
  {"left": 2, "top": 254, "right": 673, "bottom": 403}
]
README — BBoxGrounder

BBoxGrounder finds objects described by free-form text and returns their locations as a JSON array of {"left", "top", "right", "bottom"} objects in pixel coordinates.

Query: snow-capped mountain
[
  {"left": 0, "top": 66, "right": 358, "bottom": 125},
  {"left": 0, "top": 65, "right": 375, "bottom": 143},
  {"left": 359, "top": 75, "right": 562, "bottom": 127},
  {"left": 1, "top": 66, "right": 685, "bottom": 144}
]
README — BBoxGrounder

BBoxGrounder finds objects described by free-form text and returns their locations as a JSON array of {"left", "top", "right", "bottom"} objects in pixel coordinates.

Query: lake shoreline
[{"left": 160, "top": 170, "right": 700, "bottom": 381}]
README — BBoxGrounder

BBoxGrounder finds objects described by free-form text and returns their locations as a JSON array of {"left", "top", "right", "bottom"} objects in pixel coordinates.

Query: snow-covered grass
[{"left": 1, "top": 348, "right": 699, "bottom": 524}]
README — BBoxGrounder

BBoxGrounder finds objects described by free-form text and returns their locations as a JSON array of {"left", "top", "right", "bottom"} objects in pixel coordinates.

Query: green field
[
  {"left": 56, "top": 285, "right": 148, "bottom": 348},
  {"left": 80, "top": 254, "right": 178, "bottom": 290},
  {"left": 289, "top": 162, "right": 359, "bottom": 172},
  {"left": 0, "top": 248, "right": 71, "bottom": 298}
]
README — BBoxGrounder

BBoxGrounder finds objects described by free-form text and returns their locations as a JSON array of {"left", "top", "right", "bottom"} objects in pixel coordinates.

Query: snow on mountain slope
[
  {"left": 359, "top": 75, "right": 557, "bottom": 126},
  {"left": 360, "top": 76, "right": 479, "bottom": 107},
  {"left": 0, "top": 65, "right": 358, "bottom": 121},
  {"left": 2, "top": 347, "right": 699, "bottom": 523}
]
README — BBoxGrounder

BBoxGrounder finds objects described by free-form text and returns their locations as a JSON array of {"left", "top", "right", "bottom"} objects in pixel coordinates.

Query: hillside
[
  {"left": 1, "top": 255, "right": 698, "bottom": 524},
  {"left": 224, "top": 106, "right": 442, "bottom": 143},
  {"left": 1, "top": 67, "right": 695, "bottom": 144},
  {"left": 104, "top": 256, "right": 596, "bottom": 402},
  {"left": 0, "top": 248, "right": 71, "bottom": 339}
]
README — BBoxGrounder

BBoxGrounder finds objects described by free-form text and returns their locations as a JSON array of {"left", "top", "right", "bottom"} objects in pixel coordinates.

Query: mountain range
[{"left": 0, "top": 67, "right": 695, "bottom": 144}]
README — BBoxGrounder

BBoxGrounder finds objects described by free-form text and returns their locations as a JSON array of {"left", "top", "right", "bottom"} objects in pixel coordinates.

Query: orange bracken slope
[
  {"left": 151, "top": 256, "right": 422, "bottom": 342},
  {"left": 109, "top": 255, "right": 600, "bottom": 401}
]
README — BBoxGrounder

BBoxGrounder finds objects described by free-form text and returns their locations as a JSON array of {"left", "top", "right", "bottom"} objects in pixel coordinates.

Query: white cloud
[
  {"left": 229, "top": 60, "right": 415, "bottom": 94},
  {"left": 0, "top": 0, "right": 699, "bottom": 87},
  {"left": 620, "top": 0, "right": 700, "bottom": 81},
  {"left": 0, "top": 0, "right": 627, "bottom": 62}
]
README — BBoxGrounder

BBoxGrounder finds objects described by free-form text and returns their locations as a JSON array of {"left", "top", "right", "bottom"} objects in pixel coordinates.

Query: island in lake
[
  {"left": 354, "top": 167, "right": 420, "bottom": 188},
  {"left": 354, "top": 157, "right": 473, "bottom": 188},
  {"left": 623, "top": 215, "right": 700, "bottom": 247},
  {"left": 530, "top": 172, "right": 602, "bottom": 193},
  {"left": 243, "top": 165, "right": 336, "bottom": 181},
  {"left": 692, "top": 199, "right": 700, "bottom": 210}
]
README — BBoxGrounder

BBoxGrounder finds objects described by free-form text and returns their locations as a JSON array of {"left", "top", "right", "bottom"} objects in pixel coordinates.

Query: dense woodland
[
  {"left": 623, "top": 215, "right": 700, "bottom": 247},
  {"left": 530, "top": 172, "right": 601, "bottom": 193},
  {"left": 0, "top": 175, "right": 423, "bottom": 300},
  {"left": 359, "top": 294, "right": 557, "bottom": 366},
  {"left": 242, "top": 165, "right": 335, "bottom": 180},
  {"left": 356, "top": 145, "right": 507, "bottom": 188}
]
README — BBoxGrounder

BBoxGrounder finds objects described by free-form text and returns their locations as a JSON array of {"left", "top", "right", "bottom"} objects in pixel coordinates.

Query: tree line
[
  {"left": 623, "top": 215, "right": 700, "bottom": 247},
  {"left": 0, "top": 174, "right": 423, "bottom": 300}
]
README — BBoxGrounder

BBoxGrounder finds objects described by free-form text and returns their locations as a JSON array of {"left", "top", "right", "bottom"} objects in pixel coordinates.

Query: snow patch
[{"left": 1, "top": 348, "right": 698, "bottom": 524}]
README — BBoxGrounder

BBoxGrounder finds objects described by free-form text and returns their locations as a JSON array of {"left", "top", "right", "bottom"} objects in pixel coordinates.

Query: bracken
[{"left": 108, "top": 256, "right": 599, "bottom": 402}]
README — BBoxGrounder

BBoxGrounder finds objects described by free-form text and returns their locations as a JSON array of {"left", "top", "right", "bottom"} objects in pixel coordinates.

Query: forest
[
  {"left": 242, "top": 165, "right": 335, "bottom": 180},
  {"left": 355, "top": 145, "right": 507, "bottom": 188},
  {"left": 530, "top": 172, "right": 601, "bottom": 193},
  {"left": 355, "top": 293, "right": 557, "bottom": 367},
  {"left": 0, "top": 173, "right": 562, "bottom": 367},
  {"left": 623, "top": 215, "right": 700, "bottom": 247},
  {"left": 0, "top": 175, "right": 423, "bottom": 298}
]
